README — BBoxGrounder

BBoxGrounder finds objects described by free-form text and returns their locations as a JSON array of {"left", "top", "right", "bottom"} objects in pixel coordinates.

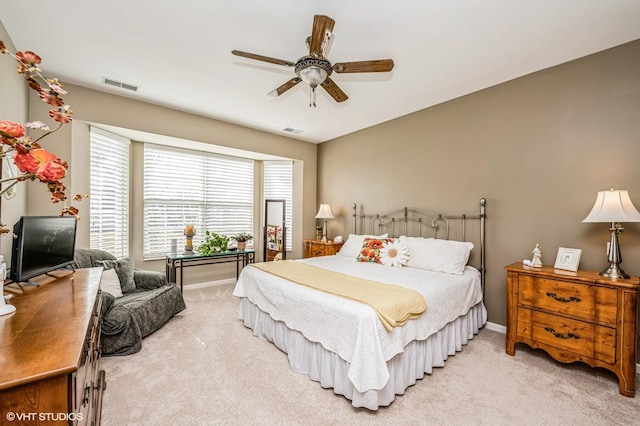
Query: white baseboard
[
  {"left": 485, "top": 321, "right": 640, "bottom": 376},
  {"left": 485, "top": 321, "right": 506, "bottom": 334},
  {"left": 183, "top": 278, "right": 236, "bottom": 290}
]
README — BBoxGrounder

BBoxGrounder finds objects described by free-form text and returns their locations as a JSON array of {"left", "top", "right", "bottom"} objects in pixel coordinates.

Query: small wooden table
[
  {"left": 304, "top": 240, "right": 345, "bottom": 258},
  {"left": 165, "top": 250, "right": 255, "bottom": 291}
]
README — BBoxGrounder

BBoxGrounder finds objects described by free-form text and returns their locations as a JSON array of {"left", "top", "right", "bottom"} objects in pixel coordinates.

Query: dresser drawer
[
  {"left": 517, "top": 275, "right": 617, "bottom": 325},
  {"left": 517, "top": 308, "right": 616, "bottom": 364},
  {"left": 309, "top": 245, "right": 327, "bottom": 257}
]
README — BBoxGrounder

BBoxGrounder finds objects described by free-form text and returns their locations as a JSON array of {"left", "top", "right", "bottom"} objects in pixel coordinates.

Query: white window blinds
[
  {"left": 89, "top": 127, "right": 130, "bottom": 257},
  {"left": 143, "top": 144, "right": 254, "bottom": 259},
  {"left": 264, "top": 161, "right": 293, "bottom": 251}
]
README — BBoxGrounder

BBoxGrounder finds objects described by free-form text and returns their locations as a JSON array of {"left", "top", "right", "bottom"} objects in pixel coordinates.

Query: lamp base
[
  {"left": 599, "top": 264, "right": 630, "bottom": 280},
  {"left": 0, "top": 302, "right": 16, "bottom": 316}
]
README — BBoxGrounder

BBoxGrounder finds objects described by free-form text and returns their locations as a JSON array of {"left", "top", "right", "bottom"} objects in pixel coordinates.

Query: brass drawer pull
[
  {"left": 546, "top": 292, "right": 581, "bottom": 303},
  {"left": 544, "top": 327, "right": 579, "bottom": 340}
]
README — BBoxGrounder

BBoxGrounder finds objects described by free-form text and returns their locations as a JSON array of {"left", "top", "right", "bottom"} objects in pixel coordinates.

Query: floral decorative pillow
[
  {"left": 357, "top": 238, "right": 410, "bottom": 267},
  {"left": 379, "top": 239, "right": 410, "bottom": 267},
  {"left": 337, "top": 233, "right": 389, "bottom": 258}
]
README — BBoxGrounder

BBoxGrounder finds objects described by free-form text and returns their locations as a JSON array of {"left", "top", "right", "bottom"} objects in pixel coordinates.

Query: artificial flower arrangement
[{"left": 0, "top": 40, "right": 84, "bottom": 236}]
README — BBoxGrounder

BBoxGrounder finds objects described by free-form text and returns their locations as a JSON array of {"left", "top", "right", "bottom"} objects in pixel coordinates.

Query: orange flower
[
  {"left": 39, "top": 89, "right": 64, "bottom": 107},
  {"left": 15, "top": 50, "right": 41, "bottom": 66},
  {"left": 49, "top": 105, "right": 73, "bottom": 123},
  {"left": 13, "top": 148, "right": 67, "bottom": 182},
  {"left": 61, "top": 206, "right": 79, "bottom": 216},
  {"left": 47, "top": 182, "right": 67, "bottom": 202},
  {"left": 0, "top": 120, "right": 25, "bottom": 138},
  {"left": 15, "top": 50, "right": 42, "bottom": 74}
]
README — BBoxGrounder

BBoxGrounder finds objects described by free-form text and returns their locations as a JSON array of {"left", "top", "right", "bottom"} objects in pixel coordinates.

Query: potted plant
[
  {"left": 196, "top": 231, "right": 229, "bottom": 255},
  {"left": 233, "top": 232, "right": 253, "bottom": 251}
]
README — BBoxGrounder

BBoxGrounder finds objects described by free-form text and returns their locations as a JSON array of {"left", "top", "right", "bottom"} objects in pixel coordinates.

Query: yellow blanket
[{"left": 251, "top": 260, "right": 427, "bottom": 331}]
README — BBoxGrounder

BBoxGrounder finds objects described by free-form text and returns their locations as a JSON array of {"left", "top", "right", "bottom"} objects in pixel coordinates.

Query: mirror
[{"left": 264, "top": 199, "right": 286, "bottom": 261}]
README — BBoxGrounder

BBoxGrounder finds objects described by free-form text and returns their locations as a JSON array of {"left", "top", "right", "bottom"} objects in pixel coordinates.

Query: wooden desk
[
  {"left": 0, "top": 268, "right": 105, "bottom": 424},
  {"left": 165, "top": 250, "right": 255, "bottom": 290},
  {"left": 505, "top": 262, "right": 639, "bottom": 397}
]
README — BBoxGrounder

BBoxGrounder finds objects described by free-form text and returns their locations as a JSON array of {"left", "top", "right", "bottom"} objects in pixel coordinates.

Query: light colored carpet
[{"left": 101, "top": 284, "right": 640, "bottom": 426}]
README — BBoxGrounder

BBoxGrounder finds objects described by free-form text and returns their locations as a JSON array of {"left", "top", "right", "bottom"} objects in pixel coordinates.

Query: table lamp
[
  {"left": 315, "top": 203, "right": 334, "bottom": 242},
  {"left": 582, "top": 188, "right": 640, "bottom": 279}
]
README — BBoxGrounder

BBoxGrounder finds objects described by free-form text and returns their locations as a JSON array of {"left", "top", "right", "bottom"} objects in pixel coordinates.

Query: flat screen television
[{"left": 9, "top": 216, "right": 78, "bottom": 283}]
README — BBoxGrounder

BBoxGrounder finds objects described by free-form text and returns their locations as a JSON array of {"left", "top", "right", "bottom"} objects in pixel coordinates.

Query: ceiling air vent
[
  {"left": 102, "top": 77, "right": 139, "bottom": 92},
  {"left": 283, "top": 127, "right": 303, "bottom": 134}
]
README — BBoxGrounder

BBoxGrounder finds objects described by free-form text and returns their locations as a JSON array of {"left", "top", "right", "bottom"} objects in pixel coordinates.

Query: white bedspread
[{"left": 232, "top": 255, "right": 483, "bottom": 393}]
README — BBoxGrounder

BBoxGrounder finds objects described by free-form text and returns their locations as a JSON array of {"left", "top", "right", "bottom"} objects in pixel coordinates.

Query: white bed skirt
[{"left": 238, "top": 298, "right": 488, "bottom": 410}]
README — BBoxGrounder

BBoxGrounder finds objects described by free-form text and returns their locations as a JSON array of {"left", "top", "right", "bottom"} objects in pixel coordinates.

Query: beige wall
[
  {"left": 318, "top": 40, "right": 640, "bottom": 337},
  {"left": 24, "top": 84, "right": 317, "bottom": 283},
  {"left": 0, "top": 22, "right": 28, "bottom": 261}
]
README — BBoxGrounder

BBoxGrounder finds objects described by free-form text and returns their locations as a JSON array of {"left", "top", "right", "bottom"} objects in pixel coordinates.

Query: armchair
[{"left": 74, "top": 249, "right": 186, "bottom": 356}]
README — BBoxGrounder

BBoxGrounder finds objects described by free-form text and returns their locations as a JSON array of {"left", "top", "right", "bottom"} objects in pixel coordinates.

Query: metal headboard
[{"left": 352, "top": 198, "right": 487, "bottom": 292}]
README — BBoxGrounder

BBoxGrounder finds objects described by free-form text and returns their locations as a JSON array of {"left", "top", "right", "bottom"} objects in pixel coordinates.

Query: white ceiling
[{"left": 2, "top": 1, "right": 640, "bottom": 144}]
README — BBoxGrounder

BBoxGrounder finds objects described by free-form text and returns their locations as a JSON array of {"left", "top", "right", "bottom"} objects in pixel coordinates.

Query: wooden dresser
[
  {"left": 505, "top": 262, "right": 639, "bottom": 396},
  {"left": 1, "top": 268, "right": 105, "bottom": 424},
  {"left": 304, "top": 239, "right": 344, "bottom": 258}
]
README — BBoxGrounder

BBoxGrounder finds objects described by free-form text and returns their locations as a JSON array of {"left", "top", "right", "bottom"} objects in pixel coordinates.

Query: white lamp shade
[
  {"left": 582, "top": 189, "right": 640, "bottom": 223},
  {"left": 315, "top": 204, "right": 335, "bottom": 219}
]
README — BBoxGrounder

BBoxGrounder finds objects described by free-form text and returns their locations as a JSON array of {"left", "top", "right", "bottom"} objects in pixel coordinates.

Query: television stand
[
  {"left": 9, "top": 267, "right": 77, "bottom": 289},
  {"left": 45, "top": 266, "right": 75, "bottom": 278},
  {"left": 2, "top": 278, "right": 40, "bottom": 290}
]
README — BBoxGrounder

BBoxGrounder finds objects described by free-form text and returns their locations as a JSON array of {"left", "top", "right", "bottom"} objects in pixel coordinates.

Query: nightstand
[
  {"left": 505, "top": 262, "right": 639, "bottom": 397},
  {"left": 304, "top": 239, "right": 344, "bottom": 258}
]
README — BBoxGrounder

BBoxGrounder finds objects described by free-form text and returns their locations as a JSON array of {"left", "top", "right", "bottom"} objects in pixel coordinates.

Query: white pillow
[
  {"left": 337, "top": 233, "right": 389, "bottom": 258},
  {"left": 399, "top": 236, "right": 473, "bottom": 275},
  {"left": 99, "top": 268, "right": 123, "bottom": 298}
]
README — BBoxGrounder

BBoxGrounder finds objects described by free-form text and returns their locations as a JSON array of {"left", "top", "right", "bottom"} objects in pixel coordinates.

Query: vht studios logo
[{"left": 5, "top": 411, "right": 84, "bottom": 422}]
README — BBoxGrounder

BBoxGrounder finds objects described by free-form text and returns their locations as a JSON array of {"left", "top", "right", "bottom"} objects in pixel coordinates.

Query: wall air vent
[
  {"left": 102, "top": 77, "right": 139, "bottom": 92},
  {"left": 283, "top": 127, "right": 303, "bottom": 134}
]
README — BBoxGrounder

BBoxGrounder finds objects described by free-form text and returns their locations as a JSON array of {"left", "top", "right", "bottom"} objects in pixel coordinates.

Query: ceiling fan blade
[
  {"left": 320, "top": 78, "right": 348, "bottom": 103},
  {"left": 333, "top": 59, "right": 395, "bottom": 73},
  {"left": 308, "top": 15, "right": 335, "bottom": 58},
  {"left": 232, "top": 50, "right": 295, "bottom": 67},
  {"left": 268, "top": 77, "right": 302, "bottom": 97}
]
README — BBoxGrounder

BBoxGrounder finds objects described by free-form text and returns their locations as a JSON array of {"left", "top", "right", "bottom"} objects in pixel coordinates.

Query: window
[
  {"left": 89, "top": 127, "right": 130, "bottom": 257},
  {"left": 143, "top": 144, "right": 254, "bottom": 259},
  {"left": 264, "top": 161, "right": 293, "bottom": 251}
]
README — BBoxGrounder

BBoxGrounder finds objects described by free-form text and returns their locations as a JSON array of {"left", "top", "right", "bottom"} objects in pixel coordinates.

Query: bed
[{"left": 232, "top": 199, "right": 487, "bottom": 410}]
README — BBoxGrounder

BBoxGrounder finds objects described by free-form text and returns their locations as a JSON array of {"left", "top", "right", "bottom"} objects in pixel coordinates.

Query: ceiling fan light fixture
[
  {"left": 295, "top": 56, "right": 332, "bottom": 87},
  {"left": 298, "top": 66, "right": 327, "bottom": 87}
]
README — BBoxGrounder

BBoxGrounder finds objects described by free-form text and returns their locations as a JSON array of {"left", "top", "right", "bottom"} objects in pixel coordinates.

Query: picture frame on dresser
[{"left": 554, "top": 247, "right": 582, "bottom": 272}]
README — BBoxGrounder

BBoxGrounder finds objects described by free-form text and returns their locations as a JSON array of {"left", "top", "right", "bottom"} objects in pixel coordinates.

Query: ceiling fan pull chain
[{"left": 310, "top": 86, "right": 317, "bottom": 108}]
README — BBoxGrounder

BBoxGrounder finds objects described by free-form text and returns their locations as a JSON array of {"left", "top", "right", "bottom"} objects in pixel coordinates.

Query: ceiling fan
[{"left": 232, "top": 15, "right": 394, "bottom": 107}]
